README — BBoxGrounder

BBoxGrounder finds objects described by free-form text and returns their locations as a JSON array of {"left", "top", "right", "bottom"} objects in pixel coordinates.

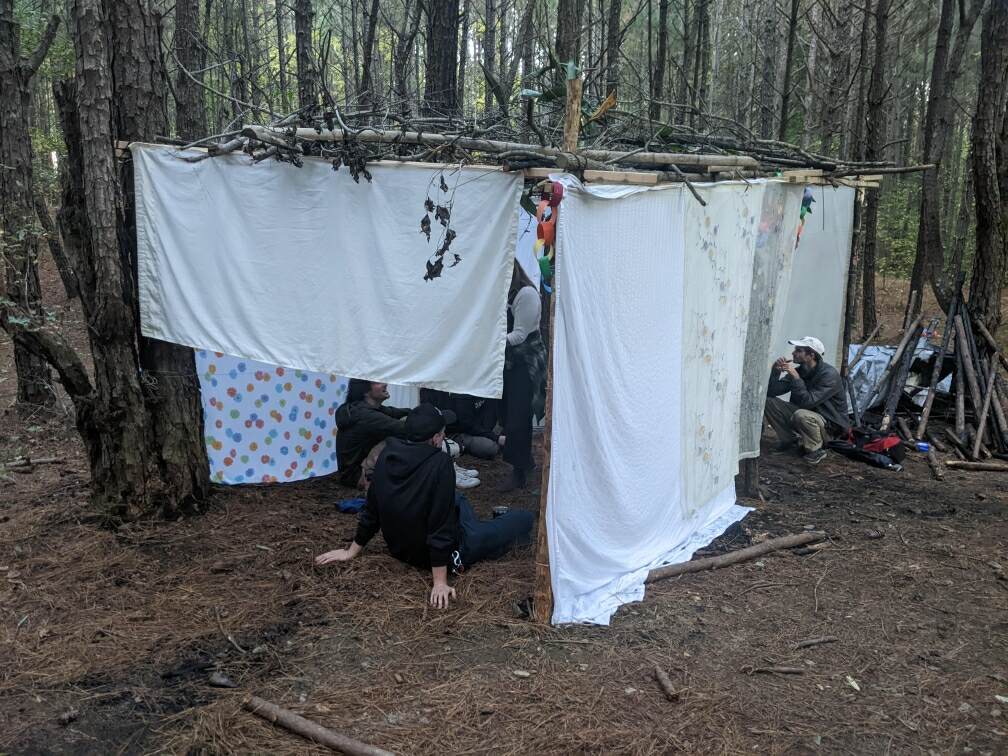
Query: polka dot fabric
[{"left": 196, "top": 350, "right": 349, "bottom": 485}]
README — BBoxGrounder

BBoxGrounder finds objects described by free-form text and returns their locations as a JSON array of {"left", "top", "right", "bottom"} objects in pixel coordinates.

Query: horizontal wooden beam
[{"left": 241, "top": 125, "right": 762, "bottom": 169}]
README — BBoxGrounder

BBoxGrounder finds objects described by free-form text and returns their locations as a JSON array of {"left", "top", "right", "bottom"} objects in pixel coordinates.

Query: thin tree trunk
[
  {"left": 295, "top": 0, "right": 318, "bottom": 110},
  {"left": 555, "top": 0, "right": 585, "bottom": 67},
  {"left": 393, "top": 0, "right": 422, "bottom": 106},
  {"left": 861, "top": 0, "right": 891, "bottom": 338},
  {"left": 679, "top": 0, "right": 693, "bottom": 124},
  {"left": 777, "top": 0, "right": 800, "bottom": 141},
  {"left": 276, "top": 0, "right": 289, "bottom": 112},
  {"left": 457, "top": 0, "right": 471, "bottom": 110},
  {"left": 969, "top": 0, "right": 1008, "bottom": 330},
  {"left": 0, "top": 3, "right": 58, "bottom": 408},
  {"left": 650, "top": 0, "right": 669, "bottom": 121},
  {"left": 605, "top": 0, "right": 622, "bottom": 95},
  {"left": 483, "top": 0, "right": 496, "bottom": 114},
  {"left": 175, "top": 0, "right": 206, "bottom": 140},
  {"left": 801, "top": 0, "right": 820, "bottom": 148},
  {"left": 359, "top": 0, "right": 381, "bottom": 105},
  {"left": 695, "top": 0, "right": 711, "bottom": 119},
  {"left": 758, "top": 0, "right": 777, "bottom": 139}
]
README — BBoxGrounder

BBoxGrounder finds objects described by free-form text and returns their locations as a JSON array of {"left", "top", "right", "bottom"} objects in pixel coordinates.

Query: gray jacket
[{"left": 768, "top": 359, "right": 850, "bottom": 432}]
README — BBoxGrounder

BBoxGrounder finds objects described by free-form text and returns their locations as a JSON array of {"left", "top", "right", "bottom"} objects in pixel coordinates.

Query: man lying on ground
[
  {"left": 765, "top": 336, "right": 849, "bottom": 465},
  {"left": 421, "top": 389, "right": 500, "bottom": 459},
  {"left": 316, "top": 403, "right": 535, "bottom": 609},
  {"left": 335, "top": 379, "right": 410, "bottom": 488}
]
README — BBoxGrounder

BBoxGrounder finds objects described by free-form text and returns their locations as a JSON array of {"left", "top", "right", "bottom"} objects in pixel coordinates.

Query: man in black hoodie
[
  {"left": 335, "top": 379, "right": 410, "bottom": 487},
  {"left": 316, "top": 404, "right": 535, "bottom": 609}
]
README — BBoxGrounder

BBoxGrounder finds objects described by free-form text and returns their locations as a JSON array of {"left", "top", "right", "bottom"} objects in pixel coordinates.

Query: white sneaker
[
  {"left": 455, "top": 472, "right": 480, "bottom": 489},
  {"left": 454, "top": 463, "right": 479, "bottom": 478},
  {"left": 444, "top": 439, "right": 461, "bottom": 459}
]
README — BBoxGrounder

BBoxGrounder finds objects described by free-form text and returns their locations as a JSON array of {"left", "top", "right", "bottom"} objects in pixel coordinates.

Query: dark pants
[
  {"left": 456, "top": 494, "right": 534, "bottom": 568},
  {"left": 502, "top": 356, "right": 534, "bottom": 471}
]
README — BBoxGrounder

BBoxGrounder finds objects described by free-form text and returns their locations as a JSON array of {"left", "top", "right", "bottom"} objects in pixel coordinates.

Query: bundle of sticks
[{"left": 848, "top": 281, "right": 1008, "bottom": 479}]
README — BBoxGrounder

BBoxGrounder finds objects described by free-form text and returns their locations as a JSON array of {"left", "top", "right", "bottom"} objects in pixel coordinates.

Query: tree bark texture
[
  {"left": 757, "top": 0, "right": 778, "bottom": 139},
  {"left": 109, "top": 0, "right": 209, "bottom": 513},
  {"left": 970, "top": 0, "right": 1008, "bottom": 331},
  {"left": 650, "top": 0, "right": 670, "bottom": 121},
  {"left": 360, "top": 0, "right": 381, "bottom": 105},
  {"left": 393, "top": 0, "right": 422, "bottom": 105},
  {"left": 295, "top": 0, "right": 317, "bottom": 110},
  {"left": 68, "top": 0, "right": 156, "bottom": 520},
  {"left": 777, "top": 0, "right": 800, "bottom": 141},
  {"left": 861, "top": 0, "right": 891, "bottom": 337},
  {"left": 605, "top": 0, "right": 622, "bottom": 96},
  {"left": 555, "top": 0, "right": 585, "bottom": 67},
  {"left": 423, "top": 0, "right": 460, "bottom": 116},
  {"left": 175, "top": 0, "right": 206, "bottom": 140},
  {"left": 0, "top": 3, "right": 58, "bottom": 408},
  {"left": 483, "top": 0, "right": 497, "bottom": 113}
]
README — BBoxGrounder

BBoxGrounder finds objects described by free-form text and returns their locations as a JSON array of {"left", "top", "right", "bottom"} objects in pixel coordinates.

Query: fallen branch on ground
[
  {"left": 653, "top": 665, "right": 679, "bottom": 701},
  {"left": 644, "top": 532, "right": 827, "bottom": 584},
  {"left": 945, "top": 460, "right": 1008, "bottom": 473},
  {"left": 2, "top": 456, "right": 62, "bottom": 468},
  {"left": 243, "top": 695, "right": 396, "bottom": 756},
  {"left": 794, "top": 636, "right": 838, "bottom": 649}
]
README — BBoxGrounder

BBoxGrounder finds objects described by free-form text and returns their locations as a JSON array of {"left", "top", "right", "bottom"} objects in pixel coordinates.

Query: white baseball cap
[{"left": 788, "top": 336, "right": 826, "bottom": 357}]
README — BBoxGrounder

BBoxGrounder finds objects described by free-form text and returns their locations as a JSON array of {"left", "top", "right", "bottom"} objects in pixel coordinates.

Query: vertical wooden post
[{"left": 532, "top": 75, "right": 582, "bottom": 624}]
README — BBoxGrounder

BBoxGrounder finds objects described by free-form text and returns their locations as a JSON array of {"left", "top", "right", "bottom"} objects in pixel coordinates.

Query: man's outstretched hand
[
  {"left": 315, "top": 547, "right": 356, "bottom": 565},
  {"left": 430, "top": 582, "right": 456, "bottom": 609}
]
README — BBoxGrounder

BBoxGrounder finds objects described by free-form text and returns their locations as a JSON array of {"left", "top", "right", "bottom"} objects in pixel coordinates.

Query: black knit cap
[{"left": 404, "top": 403, "right": 457, "bottom": 442}]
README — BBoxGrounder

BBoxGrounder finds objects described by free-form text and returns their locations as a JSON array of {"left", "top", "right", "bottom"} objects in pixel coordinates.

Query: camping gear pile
[{"left": 842, "top": 280, "right": 1008, "bottom": 478}]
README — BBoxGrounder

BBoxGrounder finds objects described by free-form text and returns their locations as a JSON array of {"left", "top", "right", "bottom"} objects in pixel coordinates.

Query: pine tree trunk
[
  {"left": 650, "top": 0, "right": 669, "bottom": 121},
  {"left": 393, "top": 0, "right": 422, "bottom": 106},
  {"left": 679, "top": 0, "right": 693, "bottom": 124},
  {"left": 423, "top": 0, "right": 460, "bottom": 116},
  {"left": 969, "top": 0, "right": 1008, "bottom": 331},
  {"left": 555, "top": 0, "right": 585, "bottom": 67},
  {"left": 360, "top": 0, "right": 381, "bottom": 105},
  {"left": 605, "top": 0, "right": 622, "bottom": 95},
  {"left": 0, "top": 2, "right": 57, "bottom": 409},
  {"left": 67, "top": 0, "right": 156, "bottom": 521},
  {"left": 295, "top": 0, "right": 317, "bottom": 111},
  {"left": 175, "top": 0, "right": 206, "bottom": 140},
  {"left": 908, "top": 0, "right": 985, "bottom": 314},
  {"left": 457, "top": 0, "right": 471, "bottom": 110},
  {"left": 107, "top": 0, "right": 209, "bottom": 515},
  {"left": 276, "top": 0, "right": 289, "bottom": 111},
  {"left": 757, "top": 0, "right": 778, "bottom": 139},
  {"left": 483, "top": 0, "right": 496, "bottom": 114},
  {"left": 861, "top": 0, "right": 890, "bottom": 338},
  {"left": 777, "top": 0, "right": 800, "bottom": 141}
]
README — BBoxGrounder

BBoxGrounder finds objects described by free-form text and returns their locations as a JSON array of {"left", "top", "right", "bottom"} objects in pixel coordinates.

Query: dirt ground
[{"left": 1, "top": 261, "right": 1007, "bottom": 755}]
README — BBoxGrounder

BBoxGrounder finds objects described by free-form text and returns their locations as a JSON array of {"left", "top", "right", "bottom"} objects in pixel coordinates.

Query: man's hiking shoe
[
  {"left": 774, "top": 439, "right": 799, "bottom": 453},
  {"left": 803, "top": 448, "right": 827, "bottom": 465}
]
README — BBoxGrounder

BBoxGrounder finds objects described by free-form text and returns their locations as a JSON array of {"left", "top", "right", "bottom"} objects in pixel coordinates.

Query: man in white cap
[{"left": 765, "top": 336, "right": 849, "bottom": 464}]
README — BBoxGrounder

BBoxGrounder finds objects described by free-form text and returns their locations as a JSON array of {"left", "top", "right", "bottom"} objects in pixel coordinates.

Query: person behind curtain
[
  {"left": 500, "top": 264, "right": 547, "bottom": 492},
  {"left": 335, "top": 379, "right": 410, "bottom": 488}
]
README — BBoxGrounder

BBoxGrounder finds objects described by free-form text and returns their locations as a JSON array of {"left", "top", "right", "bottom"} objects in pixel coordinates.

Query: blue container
[{"left": 915, "top": 441, "right": 930, "bottom": 452}]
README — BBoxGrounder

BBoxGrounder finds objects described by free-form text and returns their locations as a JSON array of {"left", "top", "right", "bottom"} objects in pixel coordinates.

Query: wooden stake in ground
[
  {"left": 865, "top": 313, "right": 924, "bottom": 413},
  {"left": 917, "top": 286, "right": 960, "bottom": 438},
  {"left": 644, "top": 531, "right": 826, "bottom": 584},
  {"left": 532, "top": 75, "right": 582, "bottom": 625},
  {"left": 242, "top": 695, "right": 395, "bottom": 755}
]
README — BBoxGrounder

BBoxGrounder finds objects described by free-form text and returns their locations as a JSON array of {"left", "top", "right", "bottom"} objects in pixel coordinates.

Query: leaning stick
[
  {"left": 848, "top": 321, "right": 884, "bottom": 372},
  {"left": 974, "top": 319, "right": 1008, "bottom": 374},
  {"left": 865, "top": 314, "right": 924, "bottom": 411},
  {"left": 917, "top": 305, "right": 959, "bottom": 438},
  {"left": 926, "top": 447, "right": 945, "bottom": 481},
  {"left": 242, "top": 696, "right": 395, "bottom": 756},
  {"left": 972, "top": 358, "right": 999, "bottom": 460},
  {"left": 953, "top": 315, "right": 984, "bottom": 415},
  {"left": 945, "top": 460, "right": 1008, "bottom": 473},
  {"left": 645, "top": 532, "right": 826, "bottom": 584}
]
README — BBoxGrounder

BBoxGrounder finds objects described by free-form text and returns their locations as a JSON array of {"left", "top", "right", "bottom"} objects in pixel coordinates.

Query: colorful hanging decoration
[
  {"left": 796, "top": 186, "right": 816, "bottom": 248},
  {"left": 536, "top": 181, "right": 563, "bottom": 289}
]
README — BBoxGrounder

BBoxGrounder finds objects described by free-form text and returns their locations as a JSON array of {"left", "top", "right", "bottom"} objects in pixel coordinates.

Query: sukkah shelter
[{"left": 124, "top": 83, "right": 892, "bottom": 624}]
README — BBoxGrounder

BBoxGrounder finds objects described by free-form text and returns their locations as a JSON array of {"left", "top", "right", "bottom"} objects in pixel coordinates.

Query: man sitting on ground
[
  {"left": 316, "top": 404, "right": 535, "bottom": 609},
  {"left": 765, "top": 336, "right": 849, "bottom": 465},
  {"left": 335, "top": 379, "right": 410, "bottom": 488}
]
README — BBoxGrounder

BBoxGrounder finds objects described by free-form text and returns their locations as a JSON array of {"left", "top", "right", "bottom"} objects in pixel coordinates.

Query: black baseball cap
[{"left": 404, "top": 403, "right": 457, "bottom": 442}]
